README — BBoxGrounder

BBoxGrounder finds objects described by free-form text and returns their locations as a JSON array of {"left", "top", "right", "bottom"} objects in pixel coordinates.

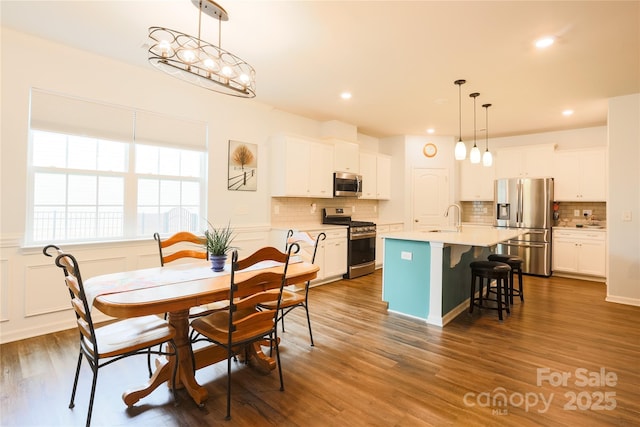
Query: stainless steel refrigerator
[{"left": 494, "top": 177, "right": 554, "bottom": 276}]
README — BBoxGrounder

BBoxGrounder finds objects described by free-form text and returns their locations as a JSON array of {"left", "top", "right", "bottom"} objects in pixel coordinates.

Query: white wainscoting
[{"left": 0, "top": 225, "right": 271, "bottom": 344}]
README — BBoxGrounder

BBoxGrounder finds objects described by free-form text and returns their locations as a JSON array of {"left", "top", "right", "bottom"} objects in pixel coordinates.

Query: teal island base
[{"left": 382, "top": 238, "right": 492, "bottom": 326}]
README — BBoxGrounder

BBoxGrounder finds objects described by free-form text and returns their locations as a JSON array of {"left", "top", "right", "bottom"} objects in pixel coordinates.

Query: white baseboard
[
  {"left": 0, "top": 311, "right": 113, "bottom": 344},
  {"left": 605, "top": 295, "right": 640, "bottom": 307}
]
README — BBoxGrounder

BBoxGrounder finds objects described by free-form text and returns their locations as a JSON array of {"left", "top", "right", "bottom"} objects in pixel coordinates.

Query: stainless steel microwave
[{"left": 333, "top": 172, "right": 362, "bottom": 197}]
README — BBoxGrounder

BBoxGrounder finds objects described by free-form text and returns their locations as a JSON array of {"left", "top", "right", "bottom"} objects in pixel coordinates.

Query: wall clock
[{"left": 423, "top": 143, "right": 437, "bottom": 158}]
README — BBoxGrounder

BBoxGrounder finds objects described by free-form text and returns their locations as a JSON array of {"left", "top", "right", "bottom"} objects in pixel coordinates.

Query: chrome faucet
[{"left": 444, "top": 203, "right": 463, "bottom": 232}]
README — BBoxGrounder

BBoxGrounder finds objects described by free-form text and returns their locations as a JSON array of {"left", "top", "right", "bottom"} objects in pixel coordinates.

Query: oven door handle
[{"left": 350, "top": 232, "right": 377, "bottom": 240}]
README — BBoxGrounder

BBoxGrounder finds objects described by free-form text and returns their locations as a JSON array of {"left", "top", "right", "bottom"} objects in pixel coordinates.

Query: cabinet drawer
[
  {"left": 389, "top": 224, "right": 404, "bottom": 232},
  {"left": 376, "top": 225, "right": 390, "bottom": 233},
  {"left": 323, "top": 229, "right": 347, "bottom": 240},
  {"left": 554, "top": 229, "right": 605, "bottom": 241}
]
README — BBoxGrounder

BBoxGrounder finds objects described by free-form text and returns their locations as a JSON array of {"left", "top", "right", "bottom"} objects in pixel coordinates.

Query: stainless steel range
[{"left": 322, "top": 208, "right": 376, "bottom": 279}]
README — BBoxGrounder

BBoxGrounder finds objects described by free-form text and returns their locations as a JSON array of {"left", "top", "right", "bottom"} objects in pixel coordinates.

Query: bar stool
[
  {"left": 469, "top": 261, "right": 511, "bottom": 321},
  {"left": 488, "top": 254, "right": 524, "bottom": 305}
]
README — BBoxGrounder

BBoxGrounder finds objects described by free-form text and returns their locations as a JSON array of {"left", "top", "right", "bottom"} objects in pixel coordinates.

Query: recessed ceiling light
[
  {"left": 426, "top": 128, "right": 435, "bottom": 134},
  {"left": 562, "top": 109, "right": 574, "bottom": 116},
  {"left": 535, "top": 37, "right": 555, "bottom": 49},
  {"left": 340, "top": 92, "right": 352, "bottom": 100}
]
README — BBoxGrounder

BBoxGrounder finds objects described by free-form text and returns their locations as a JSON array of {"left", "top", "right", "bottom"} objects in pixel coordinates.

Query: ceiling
[{"left": 2, "top": 1, "right": 639, "bottom": 140}]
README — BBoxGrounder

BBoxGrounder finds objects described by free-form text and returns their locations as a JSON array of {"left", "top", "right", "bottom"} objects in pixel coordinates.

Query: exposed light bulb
[
  {"left": 204, "top": 58, "right": 216, "bottom": 70},
  {"left": 470, "top": 145, "right": 481, "bottom": 164},
  {"left": 182, "top": 50, "right": 196, "bottom": 63},
  {"left": 158, "top": 40, "right": 171, "bottom": 57},
  {"left": 222, "top": 66, "right": 233, "bottom": 77}
]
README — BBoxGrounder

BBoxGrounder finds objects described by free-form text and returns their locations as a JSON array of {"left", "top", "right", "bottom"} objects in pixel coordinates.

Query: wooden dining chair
[
  {"left": 153, "top": 231, "right": 208, "bottom": 266},
  {"left": 43, "top": 245, "right": 178, "bottom": 427},
  {"left": 190, "top": 243, "right": 300, "bottom": 420},
  {"left": 258, "top": 230, "right": 325, "bottom": 346},
  {"left": 154, "top": 231, "right": 229, "bottom": 317}
]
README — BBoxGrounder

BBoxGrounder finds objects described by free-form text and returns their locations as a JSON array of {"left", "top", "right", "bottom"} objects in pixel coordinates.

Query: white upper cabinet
[
  {"left": 359, "top": 152, "right": 377, "bottom": 199},
  {"left": 459, "top": 160, "right": 495, "bottom": 201},
  {"left": 495, "top": 144, "right": 555, "bottom": 179},
  {"left": 270, "top": 134, "right": 334, "bottom": 198},
  {"left": 376, "top": 154, "right": 391, "bottom": 200},
  {"left": 359, "top": 151, "right": 391, "bottom": 200},
  {"left": 328, "top": 138, "right": 360, "bottom": 173},
  {"left": 308, "top": 142, "right": 335, "bottom": 197},
  {"left": 553, "top": 148, "right": 606, "bottom": 201}
]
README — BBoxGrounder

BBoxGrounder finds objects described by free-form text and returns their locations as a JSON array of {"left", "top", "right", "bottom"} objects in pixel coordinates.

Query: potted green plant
[{"left": 204, "top": 221, "right": 235, "bottom": 272}]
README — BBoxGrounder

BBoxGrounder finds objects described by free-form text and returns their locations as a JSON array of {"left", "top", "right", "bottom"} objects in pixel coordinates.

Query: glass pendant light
[
  {"left": 482, "top": 103, "right": 493, "bottom": 167},
  {"left": 454, "top": 79, "right": 467, "bottom": 160},
  {"left": 469, "top": 92, "right": 481, "bottom": 164}
]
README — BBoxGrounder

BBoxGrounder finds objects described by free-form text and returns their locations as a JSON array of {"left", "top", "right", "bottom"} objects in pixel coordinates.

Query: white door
[{"left": 412, "top": 168, "right": 449, "bottom": 230}]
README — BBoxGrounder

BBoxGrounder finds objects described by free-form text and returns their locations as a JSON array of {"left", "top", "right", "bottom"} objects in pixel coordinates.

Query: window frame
[{"left": 26, "top": 130, "right": 208, "bottom": 245}]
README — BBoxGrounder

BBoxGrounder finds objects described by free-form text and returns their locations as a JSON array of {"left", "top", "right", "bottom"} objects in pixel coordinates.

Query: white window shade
[
  {"left": 30, "top": 89, "right": 134, "bottom": 142},
  {"left": 135, "top": 111, "right": 207, "bottom": 150},
  {"left": 30, "top": 90, "right": 207, "bottom": 150}
]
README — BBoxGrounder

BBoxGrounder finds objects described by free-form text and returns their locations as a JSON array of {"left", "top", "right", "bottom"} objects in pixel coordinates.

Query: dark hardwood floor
[{"left": 2, "top": 270, "right": 639, "bottom": 426}]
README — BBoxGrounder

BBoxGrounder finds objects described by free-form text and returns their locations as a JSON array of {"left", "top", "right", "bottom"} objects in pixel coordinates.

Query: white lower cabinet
[
  {"left": 553, "top": 229, "right": 606, "bottom": 277},
  {"left": 376, "top": 223, "right": 403, "bottom": 268},
  {"left": 271, "top": 227, "right": 347, "bottom": 286},
  {"left": 320, "top": 230, "right": 348, "bottom": 279}
]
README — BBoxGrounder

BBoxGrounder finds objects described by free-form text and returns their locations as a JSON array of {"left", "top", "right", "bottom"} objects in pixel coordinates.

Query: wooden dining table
[{"left": 89, "top": 259, "right": 319, "bottom": 407}]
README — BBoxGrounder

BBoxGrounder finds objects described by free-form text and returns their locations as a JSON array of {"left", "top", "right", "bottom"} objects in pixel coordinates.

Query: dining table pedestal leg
[
  {"left": 169, "top": 309, "right": 209, "bottom": 406},
  {"left": 122, "top": 309, "right": 209, "bottom": 406}
]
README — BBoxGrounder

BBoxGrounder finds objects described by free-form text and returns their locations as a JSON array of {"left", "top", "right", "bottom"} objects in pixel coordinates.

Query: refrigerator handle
[
  {"left": 516, "top": 181, "right": 522, "bottom": 224},
  {"left": 520, "top": 181, "right": 524, "bottom": 224}
]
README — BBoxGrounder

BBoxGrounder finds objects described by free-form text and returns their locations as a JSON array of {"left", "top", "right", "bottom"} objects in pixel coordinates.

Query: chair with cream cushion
[{"left": 44, "top": 244, "right": 178, "bottom": 427}]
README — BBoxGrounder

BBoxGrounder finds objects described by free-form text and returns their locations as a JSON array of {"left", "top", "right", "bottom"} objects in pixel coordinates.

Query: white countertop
[
  {"left": 271, "top": 223, "right": 347, "bottom": 232},
  {"left": 383, "top": 225, "right": 522, "bottom": 247},
  {"left": 553, "top": 225, "right": 606, "bottom": 231}
]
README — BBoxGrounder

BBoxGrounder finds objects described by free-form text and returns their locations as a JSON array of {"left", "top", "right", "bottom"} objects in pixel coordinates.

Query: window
[{"left": 28, "top": 90, "right": 207, "bottom": 244}]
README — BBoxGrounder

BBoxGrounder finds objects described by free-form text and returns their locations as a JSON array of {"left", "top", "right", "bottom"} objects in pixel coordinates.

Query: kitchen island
[{"left": 382, "top": 226, "right": 522, "bottom": 326}]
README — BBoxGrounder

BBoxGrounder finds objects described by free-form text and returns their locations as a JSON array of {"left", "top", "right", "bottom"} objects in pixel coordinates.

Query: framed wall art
[{"left": 228, "top": 140, "right": 257, "bottom": 191}]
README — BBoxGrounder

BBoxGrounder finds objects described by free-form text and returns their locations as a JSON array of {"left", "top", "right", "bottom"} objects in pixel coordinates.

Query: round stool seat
[
  {"left": 487, "top": 254, "right": 524, "bottom": 305},
  {"left": 469, "top": 261, "right": 511, "bottom": 321},
  {"left": 488, "top": 254, "right": 523, "bottom": 265},
  {"left": 470, "top": 260, "right": 511, "bottom": 274}
]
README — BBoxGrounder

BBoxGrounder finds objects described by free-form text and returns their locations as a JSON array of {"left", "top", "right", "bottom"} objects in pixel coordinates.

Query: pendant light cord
[
  {"left": 470, "top": 92, "right": 480, "bottom": 147},
  {"left": 483, "top": 103, "right": 491, "bottom": 150},
  {"left": 454, "top": 80, "right": 466, "bottom": 141},
  {"left": 458, "top": 84, "right": 462, "bottom": 139}
]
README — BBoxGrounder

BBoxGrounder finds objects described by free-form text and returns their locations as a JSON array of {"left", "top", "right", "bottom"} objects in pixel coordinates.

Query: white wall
[{"left": 606, "top": 94, "right": 640, "bottom": 305}]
